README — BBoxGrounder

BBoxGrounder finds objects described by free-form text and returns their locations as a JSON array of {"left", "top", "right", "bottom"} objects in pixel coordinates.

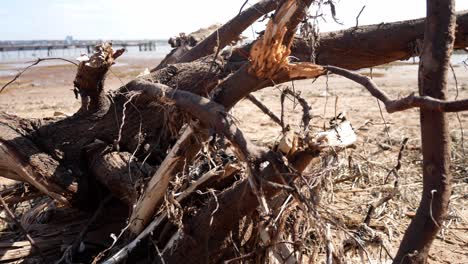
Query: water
[
  {"left": 0, "top": 45, "right": 172, "bottom": 62},
  {"left": 0, "top": 45, "right": 466, "bottom": 77},
  {"left": 0, "top": 44, "right": 173, "bottom": 76}
]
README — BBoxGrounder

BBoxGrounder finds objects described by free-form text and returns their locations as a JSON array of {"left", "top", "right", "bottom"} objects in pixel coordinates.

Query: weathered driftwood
[
  {"left": 127, "top": 0, "right": 317, "bottom": 238},
  {"left": 160, "top": 24, "right": 222, "bottom": 68},
  {"left": 2, "top": 7, "right": 466, "bottom": 208},
  {"left": 159, "top": 120, "right": 357, "bottom": 263},
  {"left": 153, "top": 0, "right": 279, "bottom": 71},
  {"left": 0, "top": 0, "right": 467, "bottom": 262},
  {"left": 0, "top": 114, "right": 77, "bottom": 206},
  {"left": 227, "top": 10, "right": 468, "bottom": 70}
]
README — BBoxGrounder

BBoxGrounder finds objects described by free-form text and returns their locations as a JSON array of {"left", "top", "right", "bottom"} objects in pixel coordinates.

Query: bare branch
[
  {"left": 229, "top": 11, "right": 468, "bottom": 71},
  {"left": 247, "top": 94, "right": 282, "bottom": 126},
  {"left": 0, "top": 57, "right": 77, "bottom": 94},
  {"left": 153, "top": 0, "right": 279, "bottom": 70},
  {"left": 325, "top": 65, "right": 468, "bottom": 113},
  {"left": 238, "top": 0, "right": 250, "bottom": 15},
  {"left": 282, "top": 87, "right": 313, "bottom": 131},
  {"left": 355, "top": 5, "right": 366, "bottom": 28}
]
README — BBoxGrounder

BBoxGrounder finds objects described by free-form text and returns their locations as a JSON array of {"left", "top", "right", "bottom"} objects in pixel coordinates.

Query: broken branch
[{"left": 325, "top": 65, "right": 468, "bottom": 113}]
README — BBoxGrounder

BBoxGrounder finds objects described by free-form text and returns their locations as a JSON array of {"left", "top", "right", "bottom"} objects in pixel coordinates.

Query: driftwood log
[{"left": 0, "top": 0, "right": 467, "bottom": 263}]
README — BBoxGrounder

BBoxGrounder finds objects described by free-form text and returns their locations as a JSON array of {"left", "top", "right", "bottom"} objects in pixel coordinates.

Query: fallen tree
[{"left": 0, "top": 0, "right": 467, "bottom": 263}]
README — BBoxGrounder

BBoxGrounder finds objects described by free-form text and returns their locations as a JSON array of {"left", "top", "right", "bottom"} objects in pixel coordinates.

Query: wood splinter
[
  {"left": 74, "top": 43, "right": 125, "bottom": 116},
  {"left": 248, "top": 0, "right": 324, "bottom": 80}
]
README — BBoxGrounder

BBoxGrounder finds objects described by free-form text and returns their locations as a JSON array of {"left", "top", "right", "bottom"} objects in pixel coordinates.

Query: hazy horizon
[{"left": 1, "top": 0, "right": 468, "bottom": 41}]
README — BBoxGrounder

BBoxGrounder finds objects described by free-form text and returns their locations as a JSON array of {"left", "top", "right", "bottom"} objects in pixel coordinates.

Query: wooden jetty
[{"left": 0, "top": 40, "right": 161, "bottom": 56}]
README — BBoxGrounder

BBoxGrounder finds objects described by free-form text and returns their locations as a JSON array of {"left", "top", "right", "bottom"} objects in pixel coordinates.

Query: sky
[{"left": 0, "top": 0, "right": 467, "bottom": 40}]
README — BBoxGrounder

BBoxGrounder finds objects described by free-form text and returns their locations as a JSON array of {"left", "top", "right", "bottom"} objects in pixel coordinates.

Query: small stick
[
  {"left": 238, "top": 0, "right": 249, "bottom": 15},
  {"left": 325, "top": 224, "right": 333, "bottom": 264},
  {"left": 224, "top": 252, "right": 255, "bottom": 264},
  {"left": 56, "top": 195, "right": 113, "bottom": 263},
  {"left": 325, "top": 65, "right": 468, "bottom": 113},
  {"left": 363, "top": 181, "right": 398, "bottom": 225},
  {"left": 355, "top": 5, "right": 366, "bottom": 28},
  {"left": 0, "top": 57, "right": 78, "bottom": 94},
  {"left": 247, "top": 94, "right": 282, "bottom": 126},
  {"left": 282, "top": 88, "right": 313, "bottom": 131},
  {"left": 364, "top": 138, "right": 408, "bottom": 225}
]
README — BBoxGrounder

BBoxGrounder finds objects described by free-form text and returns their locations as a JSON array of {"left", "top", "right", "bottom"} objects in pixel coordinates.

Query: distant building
[{"left": 65, "top": 36, "right": 74, "bottom": 44}]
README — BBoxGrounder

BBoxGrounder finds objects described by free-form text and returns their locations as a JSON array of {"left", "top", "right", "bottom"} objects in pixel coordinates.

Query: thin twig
[
  {"left": 323, "top": 71, "right": 330, "bottom": 117},
  {"left": 224, "top": 252, "right": 255, "bottom": 264},
  {"left": 430, "top": 190, "right": 441, "bottom": 228},
  {"left": 208, "top": 29, "right": 221, "bottom": 75},
  {"left": 376, "top": 99, "right": 391, "bottom": 144},
  {"left": 56, "top": 195, "right": 112, "bottom": 264},
  {"left": 325, "top": 65, "right": 468, "bottom": 113},
  {"left": 282, "top": 88, "right": 313, "bottom": 131},
  {"left": 355, "top": 5, "right": 366, "bottom": 28},
  {"left": 0, "top": 57, "right": 78, "bottom": 94},
  {"left": 281, "top": 90, "right": 287, "bottom": 132},
  {"left": 247, "top": 94, "right": 282, "bottom": 126},
  {"left": 238, "top": 0, "right": 249, "bottom": 15},
  {"left": 385, "top": 137, "right": 409, "bottom": 182},
  {"left": 363, "top": 181, "right": 398, "bottom": 225},
  {"left": 325, "top": 224, "right": 333, "bottom": 264}
]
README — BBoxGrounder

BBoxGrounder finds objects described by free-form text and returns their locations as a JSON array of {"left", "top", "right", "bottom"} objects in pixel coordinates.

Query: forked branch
[{"left": 325, "top": 65, "right": 468, "bottom": 113}]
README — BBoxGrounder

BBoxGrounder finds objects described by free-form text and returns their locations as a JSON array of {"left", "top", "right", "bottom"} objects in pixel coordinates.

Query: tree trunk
[
  {"left": 227, "top": 11, "right": 468, "bottom": 71},
  {"left": 393, "top": 0, "right": 455, "bottom": 263}
]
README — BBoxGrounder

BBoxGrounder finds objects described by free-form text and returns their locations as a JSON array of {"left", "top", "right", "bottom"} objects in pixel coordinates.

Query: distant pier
[{"left": 0, "top": 40, "right": 161, "bottom": 56}]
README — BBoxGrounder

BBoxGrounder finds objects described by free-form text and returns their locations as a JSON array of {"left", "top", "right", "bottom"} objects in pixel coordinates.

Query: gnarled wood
[
  {"left": 313, "top": 10, "right": 467, "bottom": 70},
  {"left": 0, "top": 114, "right": 77, "bottom": 206},
  {"left": 86, "top": 144, "right": 155, "bottom": 206},
  {"left": 161, "top": 120, "right": 356, "bottom": 263},
  {"left": 126, "top": 79, "right": 267, "bottom": 236},
  {"left": 227, "top": 11, "right": 468, "bottom": 71},
  {"left": 1, "top": 1, "right": 467, "bottom": 262}
]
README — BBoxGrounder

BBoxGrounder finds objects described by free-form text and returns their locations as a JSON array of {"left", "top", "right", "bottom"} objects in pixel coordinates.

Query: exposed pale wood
[
  {"left": 228, "top": 11, "right": 468, "bottom": 71},
  {"left": 0, "top": 2, "right": 467, "bottom": 263},
  {"left": 128, "top": 127, "right": 190, "bottom": 235},
  {"left": 162, "top": 120, "right": 356, "bottom": 263},
  {"left": 102, "top": 163, "right": 240, "bottom": 264},
  {"left": 127, "top": 79, "right": 267, "bottom": 236}
]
